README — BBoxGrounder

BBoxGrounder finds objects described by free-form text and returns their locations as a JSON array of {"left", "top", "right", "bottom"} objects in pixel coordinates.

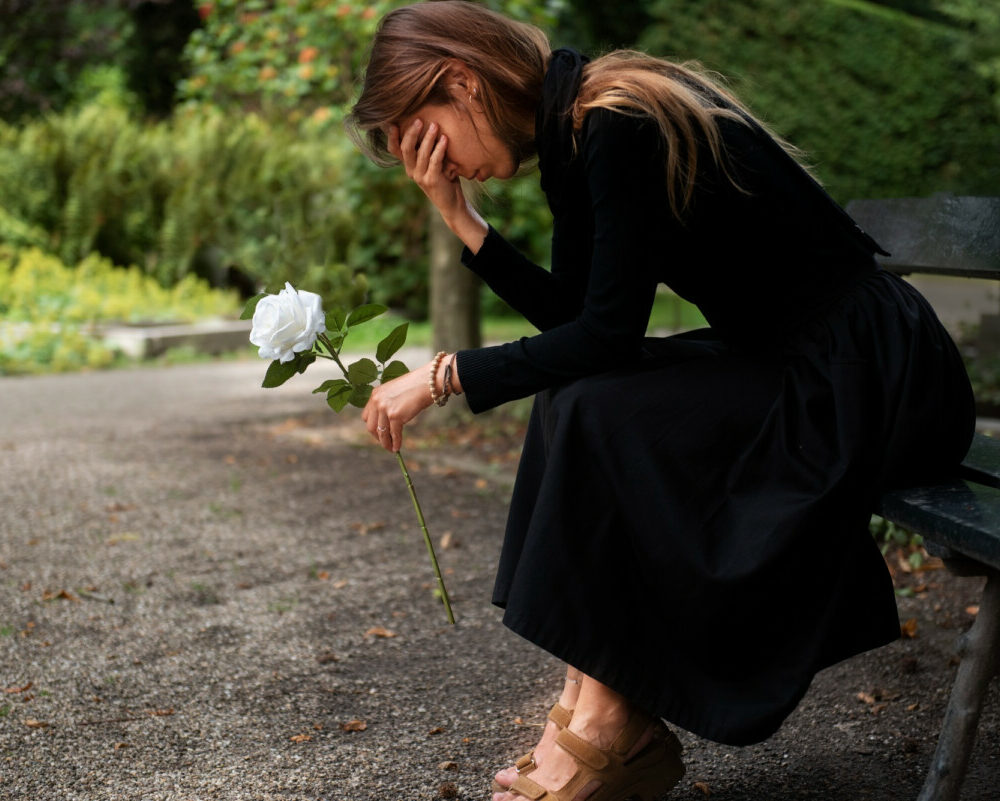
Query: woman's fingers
[
  {"left": 412, "top": 121, "right": 438, "bottom": 178},
  {"left": 428, "top": 133, "right": 448, "bottom": 176}
]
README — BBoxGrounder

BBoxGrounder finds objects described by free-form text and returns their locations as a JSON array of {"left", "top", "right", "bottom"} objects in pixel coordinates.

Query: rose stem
[
  {"left": 317, "top": 333, "right": 351, "bottom": 377},
  {"left": 395, "top": 450, "right": 455, "bottom": 625}
]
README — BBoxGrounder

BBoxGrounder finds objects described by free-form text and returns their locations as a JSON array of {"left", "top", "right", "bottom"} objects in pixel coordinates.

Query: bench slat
[
  {"left": 846, "top": 196, "right": 1000, "bottom": 279},
  {"left": 877, "top": 479, "right": 1000, "bottom": 572}
]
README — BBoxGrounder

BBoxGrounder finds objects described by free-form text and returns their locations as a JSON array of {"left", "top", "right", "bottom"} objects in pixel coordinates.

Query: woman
[{"left": 348, "top": 2, "right": 975, "bottom": 799}]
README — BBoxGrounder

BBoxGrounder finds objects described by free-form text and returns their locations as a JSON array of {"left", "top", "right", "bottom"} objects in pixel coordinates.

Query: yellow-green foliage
[
  {"left": 0, "top": 247, "right": 238, "bottom": 324},
  {"left": 0, "top": 247, "right": 239, "bottom": 375}
]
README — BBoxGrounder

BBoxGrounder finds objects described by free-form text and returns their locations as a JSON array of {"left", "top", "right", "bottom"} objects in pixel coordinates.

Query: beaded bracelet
[{"left": 429, "top": 350, "right": 449, "bottom": 407}]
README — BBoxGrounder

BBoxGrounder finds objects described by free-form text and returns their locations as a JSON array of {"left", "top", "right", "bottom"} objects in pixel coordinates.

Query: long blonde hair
[{"left": 348, "top": 2, "right": 795, "bottom": 218}]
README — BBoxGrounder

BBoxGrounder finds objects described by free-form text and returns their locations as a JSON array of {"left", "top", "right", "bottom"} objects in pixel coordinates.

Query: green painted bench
[{"left": 847, "top": 195, "right": 1000, "bottom": 801}]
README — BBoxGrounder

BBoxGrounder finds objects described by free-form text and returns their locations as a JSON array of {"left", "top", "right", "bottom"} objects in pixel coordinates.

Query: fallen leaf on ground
[
  {"left": 694, "top": 781, "right": 712, "bottom": 796},
  {"left": 438, "top": 783, "right": 458, "bottom": 799},
  {"left": 428, "top": 726, "right": 445, "bottom": 735},
  {"left": 365, "top": 626, "right": 397, "bottom": 639},
  {"left": 350, "top": 521, "right": 386, "bottom": 535},
  {"left": 23, "top": 719, "right": 48, "bottom": 728},
  {"left": 430, "top": 465, "right": 459, "bottom": 477},
  {"left": 315, "top": 570, "right": 330, "bottom": 581},
  {"left": 438, "top": 761, "right": 458, "bottom": 771},
  {"left": 316, "top": 652, "right": 339, "bottom": 664},
  {"left": 332, "top": 580, "right": 348, "bottom": 589},
  {"left": 114, "top": 742, "right": 130, "bottom": 750},
  {"left": 475, "top": 478, "right": 488, "bottom": 489},
  {"left": 290, "top": 733, "right": 312, "bottom": 743},
  {"left": 146, "top": 708, "right": 174, "bottom": 717},
  {"left": 966, "top": 605, "right": 980, "bottom": 617},
  {"left": 4, "top": 682, "right": 32, "bottom": 694},
  {"left": 439, "top": 532, "right": 458, "bottom": 549},
  {"left": 340, "top": 719, "right": 367, "bottom": 732},
  {"left": 900, "top": 618, "right": 918, "bottom": 639},
  {"left": 41, "top": 589, "right": 79, "bottom": 603}
]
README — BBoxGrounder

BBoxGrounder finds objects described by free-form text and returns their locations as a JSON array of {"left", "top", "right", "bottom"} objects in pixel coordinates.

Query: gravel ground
[{"left": 0, "top": 359, "right": 997, "bottom": 800}]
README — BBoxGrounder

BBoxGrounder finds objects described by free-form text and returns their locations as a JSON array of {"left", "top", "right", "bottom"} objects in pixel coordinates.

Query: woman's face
[{"left": 400, "top": 101, "right": 517, "bottom": 182}]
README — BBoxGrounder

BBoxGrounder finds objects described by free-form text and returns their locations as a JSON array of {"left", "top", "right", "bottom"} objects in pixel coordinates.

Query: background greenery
[{"left": 0, "top": 0, "right": 998, "bottom": 375}]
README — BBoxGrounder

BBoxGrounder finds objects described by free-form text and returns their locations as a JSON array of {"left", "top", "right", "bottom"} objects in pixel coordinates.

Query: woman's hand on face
[
  {"left": 361, "top": 359, "right": 436, "bottom": 453},
  {"left": 389, "top": 120, "right": 468, "bottom": 224}
]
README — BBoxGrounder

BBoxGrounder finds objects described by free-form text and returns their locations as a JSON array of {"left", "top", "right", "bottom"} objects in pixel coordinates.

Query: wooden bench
[{"left": 846, "top": 195, "right": 1000, "bottom": 801}]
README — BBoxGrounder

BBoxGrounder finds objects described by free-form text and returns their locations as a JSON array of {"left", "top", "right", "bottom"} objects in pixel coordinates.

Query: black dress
[{"left": 453, "top": 51, "right": 975, "bottom": 746}]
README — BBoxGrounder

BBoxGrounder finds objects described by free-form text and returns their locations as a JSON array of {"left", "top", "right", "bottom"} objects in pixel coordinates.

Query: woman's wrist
[{"left": 445, "top": 205, "right": 488, "bottom": 255}]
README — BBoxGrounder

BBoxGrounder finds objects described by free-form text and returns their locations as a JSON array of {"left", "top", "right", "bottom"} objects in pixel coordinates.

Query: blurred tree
[
  {"left": 123, "top": 0, "right": 202, "bottom": 117},
  {"left": 0, "top": 0, "right": 132, "bottom": 120},
  {"left": 554, "top": 0, "right": 652, "bottom": 52}
]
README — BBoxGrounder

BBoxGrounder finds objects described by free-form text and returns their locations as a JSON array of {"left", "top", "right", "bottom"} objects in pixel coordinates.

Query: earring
[{"left": 468, "top": 87, "right": 478, "bottom": 104}]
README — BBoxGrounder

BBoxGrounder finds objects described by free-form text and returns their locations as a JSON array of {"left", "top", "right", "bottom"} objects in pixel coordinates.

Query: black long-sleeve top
[{"left": 455, "top": 107, "right": 882, "bottom": 413}]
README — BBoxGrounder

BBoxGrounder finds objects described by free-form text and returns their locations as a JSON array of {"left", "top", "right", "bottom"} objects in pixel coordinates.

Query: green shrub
[
  {"left": 641, "top": 0, "right": 1000, "bottom": 201},
  {"left": 0, "top": 104, "right": 370, "bottom": 308}
]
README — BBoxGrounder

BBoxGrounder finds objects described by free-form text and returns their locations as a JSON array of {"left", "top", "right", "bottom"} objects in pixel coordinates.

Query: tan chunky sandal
[
  {"left": 503, "top": 713, "right": 684, "bottom": 801},
  {"left": 491, "top": 703, "right": 574, "bottom": 793}
]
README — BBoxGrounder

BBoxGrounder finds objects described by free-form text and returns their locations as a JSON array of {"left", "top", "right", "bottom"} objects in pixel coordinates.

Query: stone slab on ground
[{"left": 0, "top": 362, "right": 997, "bottom": 800}]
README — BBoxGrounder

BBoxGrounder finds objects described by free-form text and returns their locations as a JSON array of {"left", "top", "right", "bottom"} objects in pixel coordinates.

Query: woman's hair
[
  {"left": 348, "top": 2, "right": 798, "bottom": 218},
  {"left": 573, "top": 51, "right": 764, "bottom": 216},
  {"left": 346, "top": 1, "right": 550, "bottom": 169}
]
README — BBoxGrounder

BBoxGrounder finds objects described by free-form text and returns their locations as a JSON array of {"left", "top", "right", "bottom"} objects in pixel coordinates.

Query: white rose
[{"left": 249, "top": 282, "right": 326, "bottom": 363}]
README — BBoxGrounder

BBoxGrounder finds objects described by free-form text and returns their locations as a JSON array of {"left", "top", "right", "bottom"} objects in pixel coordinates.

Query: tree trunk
[
  {"left": 428, "top": 205, "right": 480, "bottom": 415},
  {"left": 428, "top": 204, "right": 480, "bottom": 415}
]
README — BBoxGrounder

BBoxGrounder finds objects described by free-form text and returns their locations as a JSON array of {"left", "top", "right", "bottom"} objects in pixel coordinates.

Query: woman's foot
[
  {"left": 491, "top": 674, "right": 682, "bottom": 801},
  {"left": 492, "top": 666, "right": 583, "bottom": 791}
]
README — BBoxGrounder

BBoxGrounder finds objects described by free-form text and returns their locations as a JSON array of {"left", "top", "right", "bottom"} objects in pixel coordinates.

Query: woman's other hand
[
  {"left": 390, "top": 120, "right": 467, "bottom": 223},
  {"left": 388, "top": 120, "right": 488, "bottom": 253}
]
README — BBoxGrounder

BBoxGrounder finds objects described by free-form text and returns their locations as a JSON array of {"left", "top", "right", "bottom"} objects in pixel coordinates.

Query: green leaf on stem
[
  {"left": 327, "top": 309, "right": 347, "bottom": 333},
  {"left": 347, "top": 358, "right": 378, "bottom": 385},
  {"left": 346, "top": 303, "right": 388, "bottom": 328},
  {"left": 376, "top": 322, "right": 409, "bottom": 364},
  {"left": 262, "top": 358, "right": 299, "bottom": 388},
  {"left": 313, "top": 378, "right": 349, "bottom": 395},
  {"left": 327, "top": 383, "right": 354, "bottom": 412},
  {"left": 240, "top": 292, "right": 267, "bottom": 320},
  {"left": 381, "top": 360, "right": 410, "bottom": 383},
  {"left": 296, "top": 352, "right": 316, "bottom": 374},
  {"left": 348, "top": 384, "right": 374, "bottom": 408}
]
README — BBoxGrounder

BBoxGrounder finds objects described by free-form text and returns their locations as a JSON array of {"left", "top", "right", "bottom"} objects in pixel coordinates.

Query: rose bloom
[{"left": 250, "top": 282, "right": 326, "bottom": 363}]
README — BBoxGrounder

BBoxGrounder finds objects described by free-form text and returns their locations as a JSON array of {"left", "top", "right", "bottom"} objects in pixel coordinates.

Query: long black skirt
[{"left": 492, "top": 269, "right": 975, "bottom": 746}]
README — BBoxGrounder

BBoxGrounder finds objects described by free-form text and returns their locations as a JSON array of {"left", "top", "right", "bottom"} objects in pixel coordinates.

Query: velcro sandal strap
[
  {"left": 548, "top": 702, "right": 573, "bottom": 729},
  {"left": 554, "top": 728, "right": 609, "bottom": 771},
  {"left": 514, "top": 753, "right": 537, "bottom": 773},
  {"left": 508, "top": 775, "right": 548, "bottom": 800}
]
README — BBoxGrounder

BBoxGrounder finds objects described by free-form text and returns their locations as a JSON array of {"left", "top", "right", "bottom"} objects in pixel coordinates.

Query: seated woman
[{"left": 347, "top": 3, "right": 975, "bottom": 799}]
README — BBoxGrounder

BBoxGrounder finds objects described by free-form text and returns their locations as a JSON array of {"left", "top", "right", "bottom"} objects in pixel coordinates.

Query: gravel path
[{"left": 0, "top": 360, "right": 997, "bottom": 800}]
